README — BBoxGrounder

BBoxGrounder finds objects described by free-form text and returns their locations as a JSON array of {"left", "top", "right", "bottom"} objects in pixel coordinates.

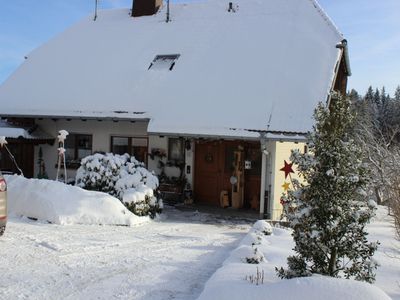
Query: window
[
  {"left": 111, "top": 136, "right": 148, "bottom": 164},
  {"left": 148, "top": 54, "right": 180, "bottom": 71},
  {"left": 224, "top": 144, "right": 261, "bottom": 175},
  {"left": 245, "top": 147, "right": 261, "bottom": 176},
  {"left": 64, "top": 134, "right": 92, "bottom": 166},
  {"left": 224, "top": 146, "right": 236, "bottom": 172},
  {"left": 111, "top": 137, "right": 129, "bottom": 155},
  {"left": 168, "top": 138, "right": 185, "bottom": 162}
]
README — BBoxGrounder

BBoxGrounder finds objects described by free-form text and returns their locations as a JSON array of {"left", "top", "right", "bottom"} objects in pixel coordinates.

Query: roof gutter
[
  {"left": 148, "top": 129, "right": 308, "bottom": 143},
  {"left": 1, "top": 114, "right": 150, "bottom": 123}
]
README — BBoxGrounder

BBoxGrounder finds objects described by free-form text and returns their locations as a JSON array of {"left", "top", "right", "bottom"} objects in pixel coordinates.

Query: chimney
[{"left": 132, "top": 0, "right": 163, "bottom": 17}]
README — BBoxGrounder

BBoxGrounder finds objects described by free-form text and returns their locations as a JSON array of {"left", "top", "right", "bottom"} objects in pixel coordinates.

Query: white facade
[
  {"left": 31, "top": 116, "right": 306, "bottom": 220},
  {"left": 34, "top": 119, "right": 148, "bottom": 180},
  {"left": 147, "top": 136, "right": 195, "bottom": 187}
]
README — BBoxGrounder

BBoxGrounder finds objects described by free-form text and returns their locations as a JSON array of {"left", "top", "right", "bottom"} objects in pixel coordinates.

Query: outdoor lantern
[{"left": 185, "top": 139, "right": 191, "bottom": 150}]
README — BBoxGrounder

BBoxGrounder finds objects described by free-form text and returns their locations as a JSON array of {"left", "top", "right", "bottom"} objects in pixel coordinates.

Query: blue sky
[{"left": 0, "top": 0, "right": 399, "bottom": 96}]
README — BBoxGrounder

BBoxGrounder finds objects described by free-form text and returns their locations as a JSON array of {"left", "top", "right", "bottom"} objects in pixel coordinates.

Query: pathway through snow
[{"left": 0, "top": 207, "right": 252, "bottom": 300}]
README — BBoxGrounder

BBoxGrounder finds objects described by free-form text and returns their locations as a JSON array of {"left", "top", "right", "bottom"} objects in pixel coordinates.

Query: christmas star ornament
[
  {"left": 282, "top": 181, "right": 290, "bottom": 192},
  {"left": 280, "top": 160, "right": 294, "bottom": 179}
]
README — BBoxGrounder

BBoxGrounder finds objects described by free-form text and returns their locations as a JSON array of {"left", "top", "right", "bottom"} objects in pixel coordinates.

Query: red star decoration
[{"left": 280, "top": 160, "right": 294, "bottom": 179}]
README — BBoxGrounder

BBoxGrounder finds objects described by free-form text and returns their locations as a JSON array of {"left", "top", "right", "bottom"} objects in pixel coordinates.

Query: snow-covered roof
[
  {"left": 0, "top": 0, "right": 344, "bottom": 138},
  {"left": 0, "top": 120, "right": 53, "bottom": 140}
]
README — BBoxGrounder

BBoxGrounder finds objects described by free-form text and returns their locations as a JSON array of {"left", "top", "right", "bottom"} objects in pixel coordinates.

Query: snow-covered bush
[
  {"left": 75, "top": 153, "right": 162, "bottom": 218},
  {"left": 253, "top": 220, "right": 273, "bottom": 236},
  {"left": 122, "top": 186, "right": 163, "bottom": 218},
  {"left": 245, "top": 247, "right": 265, "bottom": 264}
]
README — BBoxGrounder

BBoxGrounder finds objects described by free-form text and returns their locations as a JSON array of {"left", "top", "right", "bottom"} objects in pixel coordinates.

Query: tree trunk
[
  {"left": 328, "top": 248, "right": 338, "bottom": 276},
  {"left": 374, "top": 187, "right": 383, "bottom": 205}
]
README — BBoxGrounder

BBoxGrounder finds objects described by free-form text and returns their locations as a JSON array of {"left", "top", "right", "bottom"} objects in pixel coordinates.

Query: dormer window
[{"left": 148, "top": 54, "right": 180, "bottom": 71}]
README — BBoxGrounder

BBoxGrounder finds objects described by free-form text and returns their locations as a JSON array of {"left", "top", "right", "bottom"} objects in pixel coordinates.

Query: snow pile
[
  {"left": 367, "top": 206, "right": 400, "bottom": 298},
  {"left": 5, "top": 175, "right": 149, "bottom": 226},
  {"left": 197, "top": 219, "right": 391, "bottom": 300},
  {"left": 76, "top": 153, "right": 162, "bottom": 217}
]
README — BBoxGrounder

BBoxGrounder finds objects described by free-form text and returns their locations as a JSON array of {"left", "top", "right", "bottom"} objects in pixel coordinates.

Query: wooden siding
[{"left": 194, "top": 140, "right": 261, "bottom": 208}]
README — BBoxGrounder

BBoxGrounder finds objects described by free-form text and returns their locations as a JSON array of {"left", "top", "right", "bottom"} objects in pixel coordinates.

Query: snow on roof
[
  {"left": 0, "top": 0, "right": 343, "bottom": 138},
  {"left": 0, "top": 119, "right": 53, "bottom": 140}
]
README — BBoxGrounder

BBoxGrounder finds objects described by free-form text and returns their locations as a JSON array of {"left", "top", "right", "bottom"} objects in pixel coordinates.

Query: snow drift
[
  {"left": 197, "top": 220, "right": 391, "bottom": 300},
  {"left": 5, "top": 175, "right": 149, "bottom": 226}
]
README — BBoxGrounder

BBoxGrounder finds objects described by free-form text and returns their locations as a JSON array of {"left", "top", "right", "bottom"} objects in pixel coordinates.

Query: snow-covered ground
[
  {"left": 0, "top": 207, "right": 251, "bottom": 300},
  {"left": 0, "top": 175, "right": 398, "bottom": 299},
  {"left": 197, "top": 206, "right": 400, "bottom": 300},
  {"left": 368, "top": 206, "right": 400, "bottom": 299}
]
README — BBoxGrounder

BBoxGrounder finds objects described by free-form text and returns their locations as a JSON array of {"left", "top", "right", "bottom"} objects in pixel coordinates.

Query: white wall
[
  {"left": 270, "top": 140, "right": 305, "bottom": 220},
  {"left": 147, "top": 135, "right": 194, "bottom": 187},
  {"left": 34, "top": 119, "right": 148, "bottom": 180},
  {"left": 184, "top": 140, "right": 194, "bottom": 187}
]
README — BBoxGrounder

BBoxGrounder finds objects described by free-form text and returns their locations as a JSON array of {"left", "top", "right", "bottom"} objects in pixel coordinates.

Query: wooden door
[
  {"left": 0, "top": 142, "right": 34, "bottom": 178},
  {"left": 194, "top": 141, "right": 223, "bottom": 205},
  {"left": 244, "top": 145, "right": 261, "bottom": 209}
]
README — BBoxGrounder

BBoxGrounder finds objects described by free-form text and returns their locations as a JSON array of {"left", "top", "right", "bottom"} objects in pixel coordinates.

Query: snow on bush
[
  {"left": 277, "top": 93, "right": 378, "bottom": 283},
  {"left": 253, "top": 220, "right": 273, "bottom": 236},
  {"left": 123, "top": 186, "right": 162, "bottom": 218},
  {"left": 5, "top": 175, "right": 147, "bottom": 226},
  {"left": 75, "top": 153, "right": 162, "bottom": 218},
  {"left": 245, "top": 247, "right": 265, "bottom": 264}
]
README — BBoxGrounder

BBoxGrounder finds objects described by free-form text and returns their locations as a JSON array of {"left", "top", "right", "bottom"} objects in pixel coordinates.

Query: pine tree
[
  {"left": 373, "top": 88, "right": 381, "bottom": 109},
  {"left": 276, "top": 93, "right": 379, "bottom": 283},
  {"left": 363, "top": 86, "right": 377, "bottom": 120},
  {"left": 37, "top": 147, "right": 48, "bottom": 179},
  {"left": 394, "top": 86, "right": 400, "bottom": 102},
  {"left": 364, "top": 86, "right": 374, "bottom": 104},
  {"left": 348, "top": 89, "right": 360, "bottom": 103},
  {"left": 378, "top": 86, "right": 391, "bottom": 134},
  {"left": 392, "top": 86, "right": 400, "bottom": 128}
]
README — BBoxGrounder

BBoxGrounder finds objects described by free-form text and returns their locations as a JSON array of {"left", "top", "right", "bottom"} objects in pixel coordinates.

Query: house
[{"left": 0, "top": 0, "right": 350, "bottom": 220}]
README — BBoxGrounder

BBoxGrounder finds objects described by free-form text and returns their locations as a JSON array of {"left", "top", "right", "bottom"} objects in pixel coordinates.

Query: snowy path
[{"left": 0, "top": 207, "right": 252, "bottom": 300}]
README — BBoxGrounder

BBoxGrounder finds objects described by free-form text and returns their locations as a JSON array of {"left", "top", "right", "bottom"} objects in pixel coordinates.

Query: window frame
[
  {"left": 110, "top": 135, "right": 149, "bottom": 165},
  {"left": 63, "top": 133, "right": 93, "bottom": 168},
  {"left": 168, "top": 137, "right": 185, "bottom": 162},
  {"left": 148, "top": 54, "right": 180, "bottom": 71}
]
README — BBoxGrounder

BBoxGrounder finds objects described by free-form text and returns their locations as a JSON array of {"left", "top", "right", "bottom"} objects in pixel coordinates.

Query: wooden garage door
[
  {"left": 194, "top": 140, "right": 261, "bottom": 208},
  {"left": 194, "top": 141, "right": 223, "bottom": 205}
]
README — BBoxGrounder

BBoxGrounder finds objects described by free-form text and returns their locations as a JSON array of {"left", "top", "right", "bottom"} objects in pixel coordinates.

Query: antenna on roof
[
  {"left": 166, "top": 0, "right": 170, "bottom": 23},
  {"left": 93, "top": 0, "right": 98, "bottom": 21},
  {"left": 266, "top": 104, "right": 274, "bottom": 131}
]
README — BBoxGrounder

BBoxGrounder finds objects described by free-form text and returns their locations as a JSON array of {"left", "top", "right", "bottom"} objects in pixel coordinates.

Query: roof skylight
[{"left": 148, "top": 54, "right": 180, "bottom": 71}]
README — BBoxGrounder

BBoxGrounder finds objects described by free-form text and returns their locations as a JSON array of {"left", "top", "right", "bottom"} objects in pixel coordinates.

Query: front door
[{"left": 194, "top": 141, "right": 223, "bottom": 205}]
